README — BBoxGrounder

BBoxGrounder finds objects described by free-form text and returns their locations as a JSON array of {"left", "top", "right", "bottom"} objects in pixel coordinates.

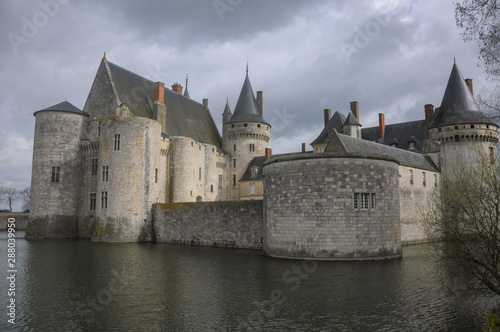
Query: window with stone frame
[
  {"left": 101, "top": 191, "right": 108, "bottom": 209},
  {"left": 422, "top": 172, "right": 426, "bottom": 187},
  {"left": 51, "top": 167, "right": 60, "bottom": 183},
  {"left": 434, "top": 174, "right": 437, "bottom": 187},
  {"left": 90, "top": 193, "right": 96, "bottom": 210},
  {"left": 409, "top": 169, "right": 413, "bottom": 185},
  {"left": 114, "top": 134, "right": 120, "bottom": 151},
  {"left": 250, "top": 183, "right": 255, "bottom": 195},
  {"left": 102, "top": 166, "right": 108, "bottom": 182},
  {"left": 91, "top": 159, "right": 98, "bottom": 176},
  {"left": 360, "top": 193, "right": 369, "bottom": 210}
]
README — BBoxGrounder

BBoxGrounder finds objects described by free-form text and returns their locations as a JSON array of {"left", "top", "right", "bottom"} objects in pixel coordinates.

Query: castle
[{"left": 26, "top": 57, "right": 499, "bottom": 260}]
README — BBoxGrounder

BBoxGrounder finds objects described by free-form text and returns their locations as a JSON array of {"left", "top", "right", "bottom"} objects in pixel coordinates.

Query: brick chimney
[
  {"left": 324, "top": 109, "right": 331, "bottom": 127},
  {"left": 301, "top": 143, "right": 306, "bottom": 153},
  {"left": 265, "top": 148, "right": 272, "bottom": 161},
  {"left": 172, "top": 82, "right": 183, "bottom": 94},
  {"left": 350, "top": 101, "right": 359, "bottom": 121},
  {"left": 425, "top": 104, "right": 434, "bottom": 128},
  {"left": 154, "top": 82, "right": 165, "bottom": 103},
  {"left": 256, "top": 91, "right": 263, "bottom": 117},
  {"left": 378, "top": 113, "right": 385, "bottom": 138},
  {"left": 465, "top": 78, "right": 473, "bottom": 95}
]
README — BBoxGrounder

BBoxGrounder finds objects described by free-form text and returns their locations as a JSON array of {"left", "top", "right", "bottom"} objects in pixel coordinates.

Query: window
[
  {"left": 210, "top": 184, "right": 213, "bottom": 193},
  {"left": 408, "top": 141, "right": 416, "bottom": 150},
  {"left": 155, "top": 169, "right": 158, "bottom": 183},
  {"left": 102, "top": 166, "right": 108, "bottom": 182},
  {"left": 251, "top": 166, "right": 258, "bottom": 177},
  {"left": 232, "top": 124, "right": 234, "bottom": 128},
  {"left": 249, "top": 144, "right": 255, "bottom": 152},
  {"left": 218, "top": 174, "right": 223, "bottom": 189},
  {"left": 90, "top": 193, "right": 96, "bottom": 210},
  {"left": 101, "top": 191, "right": 108, "bottom": 209},
  {"left": 91, "top": 159, "right": 98, "bottom": 176},
  {"left": 233, "top": 145, "right": 236, "bottom": 151},
  {"left": 471, "top": 125, "right": 474, "bottom": 128},
  {"left": 454, "top": 126, "right": 458, "bottom": 129},
  {"left": 199, "top": 167, "right": 202, "bottom": 181},
  {"left": 233, "top": 159, "right": 236, "bottom": 168},
  {"left": 51, "top": 167, "right": 60, "bottom": 183},
  {"left": 422, "top": 172, "right": 426, "bottom": 187},
  {"left": 114, "top": 134, "right": 120, "bottom": 151},
  {"left": 191, "top": 142, "right": 194, "bottom": 147},
  {"left": 434, "top": 174, "right": 437, "bottom": 187},
  {"left": 409, "top": 170, "right": 413, "bottom": 185},
  {"left": 454, "top": 135, "right": 459, "bottom": 142},
  {"left": 490, "top": 147, "right": 495, "bottom": 164},
  {"left": 233, "top": 174, "right": 236, "bottom": 186},
  {"left": 371, "top": 193, "right": 376, "bottom": 210},
  {"left": 258, "top": 124, "right": 261, "bottom": 128},
  {"left": 98, "top": 122, "right": 101, "bottom": 136},
  {"left": 199, "top": 145, "right": 201, "bottom": 150},
  {"left": 250, "top": 183, "right": 255, "bottom": 195},
  {"left": 354, "top": 193, "right": 359, "bottom": 210},
  {"left": 244, "top": 123, "right": 247, "bottom": 127},
  {"left": 361, "top": 193, "right": 369, "bottom": 210}
]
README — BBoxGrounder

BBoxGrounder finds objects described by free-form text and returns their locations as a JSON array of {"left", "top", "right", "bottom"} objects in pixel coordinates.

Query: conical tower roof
[
  {"left": 429, "top": 62, "right": 494, "bottom": 128},
  {"left": 34, "top": 100, "right": 88, "bottom": 117},
  {"left": 228, "top": 70, "right": 269, "bottom": 125},
  {"left": 183, "top": 74, "right": 190, "bottom": 99},
  {"left": 222, "top": 98, "right": 232, "bottom": 115},
  {"left": 344, "top": 111, "right": 361, "bottom": 126}
]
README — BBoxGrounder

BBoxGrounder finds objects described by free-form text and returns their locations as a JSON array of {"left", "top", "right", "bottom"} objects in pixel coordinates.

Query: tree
[
  {"left": 455, "top": 0, "right": 500, "bottom": 116},
  {"left": 18, "top": 186, "right": 30, "bottom": 211},
  {"left": 423, "top": 152, "right": 500, "bottom": 296},
  {"left": 0, "top": 186, "right": 18, "bottom": 212}
]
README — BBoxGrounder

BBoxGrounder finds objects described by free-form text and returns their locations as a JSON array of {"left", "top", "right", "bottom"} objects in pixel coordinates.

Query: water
[{"left": 0, "top": 231, "right": 497, "bottom": 331}]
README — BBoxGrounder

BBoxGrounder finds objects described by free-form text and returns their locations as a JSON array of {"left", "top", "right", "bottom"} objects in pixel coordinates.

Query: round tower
[
  {"left": 26, "top": 101, "right": 88, "bottom": 239},
  {"left": 222, "top": 68, "right": 271, "bottom": 200},
  {"left": 429, "top": 62, "right": 499, "bottom": 179}
]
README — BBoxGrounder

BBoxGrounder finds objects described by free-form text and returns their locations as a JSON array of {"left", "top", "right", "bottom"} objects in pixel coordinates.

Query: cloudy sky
[{"left": 0, "top": 0, "right": 492, "bottom": 210}]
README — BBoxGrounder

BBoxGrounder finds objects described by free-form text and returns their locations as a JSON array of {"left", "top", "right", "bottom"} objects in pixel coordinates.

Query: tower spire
[
  {"left": 183, "top": 73, "right": 190, "bottom": 99},
  {"left": 246, "top": 62, "right": 248, "bottom": 75}
]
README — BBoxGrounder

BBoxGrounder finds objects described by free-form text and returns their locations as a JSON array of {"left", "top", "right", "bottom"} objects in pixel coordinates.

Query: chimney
[
  {"left": 154, "top": 82, "right": 165, "bottom": 103},
  {"left": 350, "top": 101, "right": 359, "bottom": 121},
  {"left": 425, "top": 104, "right": 434, "bottom": 128},
  {"left": 256, "top": 91, "right": 263, "bottom": 117},
  {"left": 172, "top": 82, "right": 183, "bottom": 94},
  {"left": 378, "top": 113, "right": 385, "bottom": 138},
  {"left": 203, "top": 98, "right": 209, "bottom": 111},
  {"left": 301, "top": 143, "right": 306, "bottom": 153},
  {"left": 324, "top": 109, "right": 331, "bottom": 127},
  {"left": 465, "top": 78, "right": 473, "bottom": 95},
  {"left": 265, "top": 147, "right": 272, "bottom": 161}
]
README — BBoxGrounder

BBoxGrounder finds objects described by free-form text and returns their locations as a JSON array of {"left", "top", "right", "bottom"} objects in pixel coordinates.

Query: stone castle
[{"left": 26, "top": 56, "right": 499, "bottom": 260}]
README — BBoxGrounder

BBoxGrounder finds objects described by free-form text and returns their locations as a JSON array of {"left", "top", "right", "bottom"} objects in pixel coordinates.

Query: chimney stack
[
  {"left": 172, "top": 82, "right": 183, "bottom": 94},
  {"left": 154, "top": 82, "right": 165, "bottom": 103},
  {"left": 256, "top": 91, "right": 263, "bottom": 117},
  {"left": 203, "top": 98, "right": 209, "bottom": 111},
  {"left": 465, "top": 78, "right": 473, "bottom": 95},
  {"left": 350, "top": 101, "right": 359, "bottom": 121},
  {"left": 265, "top": 147, "right": 272, "bottom": 161},
  {"left": 301, "top": 143, "right": 306, "bottom": 153},
  {"left": 425, "top": 104, "right": 434, "bottom": 128},
  {"left": 378, "top": 113, "right": 385, "bottom": 138},
  {"left": 324, "top": 109, "right": 331, "bottom": 127}
]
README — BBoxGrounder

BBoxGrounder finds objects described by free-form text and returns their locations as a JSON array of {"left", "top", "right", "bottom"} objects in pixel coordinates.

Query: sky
[{"left": 0, "top": 0, "right": 493, "bottom": 211}]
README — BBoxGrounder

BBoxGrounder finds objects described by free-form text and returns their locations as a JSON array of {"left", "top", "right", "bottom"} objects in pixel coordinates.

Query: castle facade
[{"left": 26, "top": 57, "right": 499, "bottom": 260}]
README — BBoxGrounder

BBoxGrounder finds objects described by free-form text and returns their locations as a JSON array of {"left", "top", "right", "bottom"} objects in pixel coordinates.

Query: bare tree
[
  {"left": 18, "top": 186, "right": 31, "bottom": 211},
  {"left": 1, "top": 187, "right": 17, "bottom": 212},
  {"left": 423, "top": 152, "right": 500, "bottom": 296},
  {"left": 455, "top": 0, "right": 500, "bottom": 116}
]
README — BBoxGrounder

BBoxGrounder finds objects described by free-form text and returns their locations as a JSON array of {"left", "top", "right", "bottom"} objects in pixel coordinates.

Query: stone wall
[
  {"left": 263, "top": 153, "right": 402, "bottom": 260},
  {"left": 399, "top": 165, "right": 439, "bottom": 244},
  {"left": 0, "top": 213, "right": 29, "bottom": 230},
  {"left": 153, "top": 200, "right": 263, "bottom": 249}
]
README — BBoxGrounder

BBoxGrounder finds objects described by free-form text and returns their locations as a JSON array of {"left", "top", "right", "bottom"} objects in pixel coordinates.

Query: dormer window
[
  {"left": 408, "top": 141, "right": 416, "bottom": 150},
  {"left": 251, "top": 166, "right": 258, "bottom": 177}
]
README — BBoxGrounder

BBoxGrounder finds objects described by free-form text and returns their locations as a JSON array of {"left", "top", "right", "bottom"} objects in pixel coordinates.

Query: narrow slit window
[{"left": 371, "top": 193, "right": 376, "bottom": 210}]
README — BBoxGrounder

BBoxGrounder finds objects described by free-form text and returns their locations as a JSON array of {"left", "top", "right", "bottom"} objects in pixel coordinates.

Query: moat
[{"left": 0, "top": 231, "right": 497, "bottom": 331}]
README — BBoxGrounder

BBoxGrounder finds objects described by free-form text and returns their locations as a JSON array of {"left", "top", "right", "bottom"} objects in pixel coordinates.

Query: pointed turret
[
  {"left": 228, "top": 69, "right": 269, "bottom": 125},
  {"left": 343, "top": 111, "right": 362, "bottom": 138},
  {"left": 430, "top": 62, "right": 494, "bottom": 128},
  {"left": 183, "top": 74, "right": 190, "bottom": 99}
]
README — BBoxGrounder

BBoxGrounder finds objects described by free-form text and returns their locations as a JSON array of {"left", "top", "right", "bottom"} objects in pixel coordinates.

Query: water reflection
[{"left": 0, "top": 235, "right": 496, "bottom": 331}]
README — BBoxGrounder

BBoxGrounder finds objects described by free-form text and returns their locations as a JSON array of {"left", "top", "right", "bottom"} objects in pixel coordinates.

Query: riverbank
[{"left": 0, "top": 213, "right": 28, "bottom": 230}]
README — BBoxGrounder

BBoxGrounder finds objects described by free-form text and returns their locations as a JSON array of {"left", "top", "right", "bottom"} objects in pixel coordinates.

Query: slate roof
[
  {"left": 430, "top": 62, "right": 494, "bottom": 128},
  {"left": 362, "top": 119, "right": 426, "bottom": 152},
  {"left": 239, "top": 156, "right": 266, "bottom": 181},
  {"left": 344, "top": 111, "right": 361, "bottom": 126},
  {"left": 222, "top": 99, "right": 232, "bottom": 115},
  {"left": 325, "top": 131, "right": 439, "bottom": 171},
  {"left": 228, "top": 72, "right": 269, "bottom": 125},
  {"left": 311, "top": 111, "right": 346, "bottom": 145},
  {"left": 88, "top": 58, "right": 222, "bottom": 148},
  {"left": 34, "top": 101, "right": 88, "bottom": 117}
]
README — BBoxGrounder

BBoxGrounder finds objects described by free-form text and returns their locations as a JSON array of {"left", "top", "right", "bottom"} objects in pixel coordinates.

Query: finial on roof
[
  {"left": 185, "top": 73, "right": 188, "bottom": 87},
  {"left": 104, "top": 52, "right": 106, "bottom": 59},
  {"left": 454, "top": 57, "right": 456, "bottom": 64},
  {"left": 246, "top": 62, "right": 248, "bottom": 75}
]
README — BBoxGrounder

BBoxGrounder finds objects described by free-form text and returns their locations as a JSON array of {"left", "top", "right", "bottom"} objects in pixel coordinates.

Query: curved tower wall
[
  {"left": 91, "top": 116, "right": 162, "bottom": 242},
  {"left": 429, "top": 123, "right": 499, "bottom": 178},
  {"left": 263, "top": 153, "right": 402, "bottom": 261},
  {"left": 223, "top": 121, "right": 270, "bottom": 200},
  {"left": 27, "top": 111, "right": 87, "bottom": 239}
]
